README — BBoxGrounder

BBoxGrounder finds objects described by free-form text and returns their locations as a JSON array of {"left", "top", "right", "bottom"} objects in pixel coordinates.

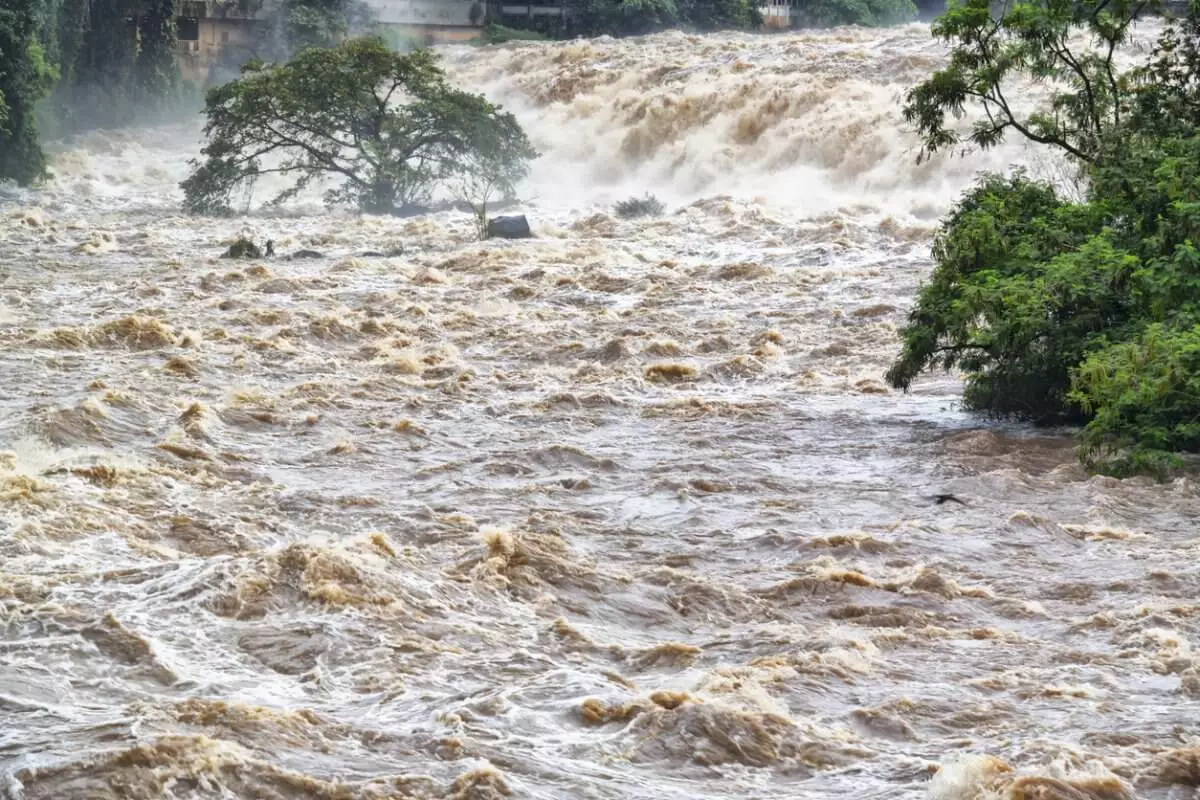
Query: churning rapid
[{"left": 3, "top": 23, "right": 1200, "bottom": 800}]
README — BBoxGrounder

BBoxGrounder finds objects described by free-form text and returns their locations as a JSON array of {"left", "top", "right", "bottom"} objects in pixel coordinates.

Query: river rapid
[{"left": 2, "top": 23, "right": 1199, "bottom": 800}]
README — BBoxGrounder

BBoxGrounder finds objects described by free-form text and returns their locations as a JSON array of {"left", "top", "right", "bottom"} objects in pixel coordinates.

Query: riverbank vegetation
[
  {"left": 478, "top": 0, "right": 916, "bottom": 39},
  {"left": 890, "top": 0, "right": 1200, "bottom": 476},
  {"left": 0, "top": 0, "right": 370, "bottom": 186}
]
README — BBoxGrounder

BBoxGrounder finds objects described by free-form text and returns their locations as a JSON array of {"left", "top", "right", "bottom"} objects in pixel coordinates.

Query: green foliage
[
  {"left": 475, "top": 23, "right": 550, "bottom": 44},
  {"left": 0, "top": 0, "right": 58, "bottom": 185},
  {"left": 614, "top": 193, "right": 665, "bottom": 218},
  {"left": 903, "top": 0, "right": 1151, "bottom": 165},
  {"left": 37, "top": 0, "right": 185, "bottom": 133},
  {"left": 790, "top": 0, "right": 915, "bottom": 28},
  {"left": 678, "top": 0, "right": 763, "bottom": 29},
  {"left": 182, "top": 37, "right": 538, "bottom": 216},
  {"left": 278, "top": 0, "right": 370, "bottom": 51},
  {"left": 1071, "top": 324, "right": 1200, "bottom": 476},
  {"left": 136, "top": 0, "right": 181, "bottom": 109},
  {"left": 892, "top": 3, "right": 1200, "bottom": 476},
  {"left": 577, "top": 0, "right": 682, "bottom": 36},
  {"left": 887, "top": 173, "right": 1130, "bottom": 421}
]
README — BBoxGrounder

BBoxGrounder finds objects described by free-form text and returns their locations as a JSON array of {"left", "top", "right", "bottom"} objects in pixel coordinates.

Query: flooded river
[{"left": 2, "top": 23, "right": 1199, "bottom": 800}]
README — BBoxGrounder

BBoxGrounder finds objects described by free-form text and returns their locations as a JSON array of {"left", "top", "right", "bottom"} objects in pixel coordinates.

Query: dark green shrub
[{"left": 614, "top": 194, "right": 665, "bottom": 218}]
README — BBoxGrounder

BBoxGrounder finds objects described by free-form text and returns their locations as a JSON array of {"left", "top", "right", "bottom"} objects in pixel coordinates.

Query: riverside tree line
[{"left": 4, "top": 0, "right": 1200, "bottom": 474}]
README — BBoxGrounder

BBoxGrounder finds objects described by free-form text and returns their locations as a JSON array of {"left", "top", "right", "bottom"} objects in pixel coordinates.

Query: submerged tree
[{"left": 181, "top": 37, "right": 538, "bottom": 215}]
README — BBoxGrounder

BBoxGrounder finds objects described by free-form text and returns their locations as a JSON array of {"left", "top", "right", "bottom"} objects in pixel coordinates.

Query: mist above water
[{"left": 2, "top": 23, "right": 1198, "bottom": 800}]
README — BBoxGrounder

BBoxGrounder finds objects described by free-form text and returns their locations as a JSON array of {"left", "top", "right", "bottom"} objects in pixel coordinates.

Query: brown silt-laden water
[{"left": 2, "top": 24, "right": 1199, "bottom": 800}]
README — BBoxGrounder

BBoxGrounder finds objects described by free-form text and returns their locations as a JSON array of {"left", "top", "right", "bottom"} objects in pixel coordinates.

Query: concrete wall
[
  {"left": 177, "top": 18, "right": 259, "bottom": 84},
  {"left": 175, "top": 0, "right": 483, "bottom": 84},
  {"left": 364, "top": 0, "right": 482, "bottom": 27}
]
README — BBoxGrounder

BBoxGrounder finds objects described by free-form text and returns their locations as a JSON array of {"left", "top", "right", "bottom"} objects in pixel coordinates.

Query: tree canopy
[
  {"left": 1, "top": 0, "right": 375, "bottom": 185},
  {"left": 890, "top": 0, "right": 1200, "bottom": 476},
  {"left": 181, "top": 37, "right": 538, "bottom": 216},
  {"left": 788, "top": 0, "right": 915, "bottom": 28},
  {"left": 0, "top": 0, "right": 57, "bottom": 185},
  {"left": 903, "top": 0, "right": 1151, "bottom": 166}
]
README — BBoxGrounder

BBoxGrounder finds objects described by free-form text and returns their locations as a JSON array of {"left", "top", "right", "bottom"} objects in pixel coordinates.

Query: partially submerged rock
[
  {"left": 487, "top": 215, "right": 532, "bottom": 239},
  {"left": 222, "top": 237, "right": 262, "bottom": 259}
]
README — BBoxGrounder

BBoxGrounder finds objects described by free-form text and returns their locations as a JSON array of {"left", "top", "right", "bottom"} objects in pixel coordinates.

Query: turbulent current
[{"left": 3, "top": 24, "right": 1200, "bottom": 800}]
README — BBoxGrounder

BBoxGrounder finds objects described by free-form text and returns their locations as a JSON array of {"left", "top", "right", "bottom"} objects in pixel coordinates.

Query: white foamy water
[{"left": 2, "top": 23, "right": 1198, "bottom": 800}]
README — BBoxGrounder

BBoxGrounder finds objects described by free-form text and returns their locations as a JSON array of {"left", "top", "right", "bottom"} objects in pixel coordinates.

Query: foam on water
[{"left": 1, "top": 22, "right": 1195, "bottom": 800}]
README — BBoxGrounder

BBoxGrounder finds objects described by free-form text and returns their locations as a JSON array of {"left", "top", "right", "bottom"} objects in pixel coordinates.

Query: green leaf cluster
[
  {"left": 789, "top": 0, "right": 917, "bottom": 28},
  {"left": 678, "top": 0, "right": 765, "bottom": 29},
  {"left": 904, "top": 0, "right": 1149, "bottom": 165},
  {"left": 181, "top": 37, "right": 538, "bottom": 216},
  {"left": 575, "top": 0, "right": 684, "bottom": 36},
  {"left": 0, "top": 0, "right": 58, "bottom": 185},
  {"left": 474, "top": 23, "right": 550, "bottom": 44},
  {"left": 41, "top": 0, "right": 188, "bottom": 134},
  {"left": 892, "top": 3, "right": 1200, "bottom": 476}
]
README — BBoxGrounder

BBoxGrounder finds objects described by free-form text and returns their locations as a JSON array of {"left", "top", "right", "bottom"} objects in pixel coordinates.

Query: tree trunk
[{"left": 362, "top": 179, "right": 398, "bottom": 214}]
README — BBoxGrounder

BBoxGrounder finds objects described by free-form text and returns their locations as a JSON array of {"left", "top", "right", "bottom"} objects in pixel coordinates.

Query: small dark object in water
[
  {"left": 290, "top": 249, "right": 324, "bottom": 259},
  {"left": 486, "top": 215, "right": 532, "bottom": 239},
  {"left": 264, "top": 239, "right": 275, "bottom": 257},
  {"left": 931, "top": 494, "right": 968, "bottom": 506},
  {"left": 360, "top": 251, "right": 386, "bottom": 258}
]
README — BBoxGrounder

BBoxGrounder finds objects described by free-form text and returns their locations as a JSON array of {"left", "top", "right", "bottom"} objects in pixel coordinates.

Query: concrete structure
[
  {"left": 489, "top": 0, "right": 571, "bottom": 28},
  {"left": 369, "top": 0, "right": 485, "bottom": 43},
  {"left": 175, "top": 0, "right": 271, "bottom": 84},
  {"left": 174, "top": 0, "right": 485, "bottom": 85},
  {"left": 759, "top": 0, "right": 794, "bottom": 29}
]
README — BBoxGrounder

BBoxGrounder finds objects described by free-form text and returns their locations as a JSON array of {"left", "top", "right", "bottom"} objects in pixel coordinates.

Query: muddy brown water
[{"left": 1, "top": 24, "right": 1198, "bottom": 800}]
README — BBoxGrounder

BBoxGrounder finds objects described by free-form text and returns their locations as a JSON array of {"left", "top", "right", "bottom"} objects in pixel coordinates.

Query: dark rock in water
[
  {"left": 222, "top": 237, "right": 262, "bottom": 259},
  {"left": 264, "top": 240, "right": 275, "bottom": 257},
  {"left": 289, "top": 249, "right": 324, "bottom": 260},
  {"left": 360, "top": 251, "right": 386, "bottom": 258},
  {"left": 394, "top": 203, "right": 433, "bottom": 218},
  {"left": 487, "top": 215, "right": 532, "bottom": 239}
]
